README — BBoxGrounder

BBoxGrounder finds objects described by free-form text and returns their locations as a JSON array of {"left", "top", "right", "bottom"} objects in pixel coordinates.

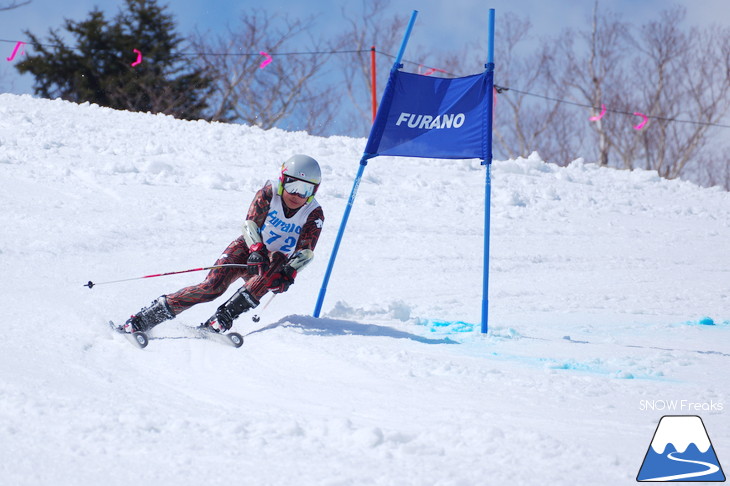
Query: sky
[{"left": 1, "top": 0, "right": 729, "bottom": 99}]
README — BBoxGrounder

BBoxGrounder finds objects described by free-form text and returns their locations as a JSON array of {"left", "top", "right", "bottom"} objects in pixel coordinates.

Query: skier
[{"left": 120, "top": 154, "right": 325, "bottom": 334}]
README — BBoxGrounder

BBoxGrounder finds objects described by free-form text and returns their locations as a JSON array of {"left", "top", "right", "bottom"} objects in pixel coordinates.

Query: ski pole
[
  {"left": 252, "top": 293, "right": 276, "bottom": 323},
  {"left": 84, "top": 264, "right": 249, "bottom": 289}
]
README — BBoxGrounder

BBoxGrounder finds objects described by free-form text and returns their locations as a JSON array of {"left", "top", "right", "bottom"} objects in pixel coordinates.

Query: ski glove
[
  {"left": 246, "top": 243, "right": 269, "bottom": 276},
  {"left": 267, "top": 266, "right": 297, "bottom": 294}
]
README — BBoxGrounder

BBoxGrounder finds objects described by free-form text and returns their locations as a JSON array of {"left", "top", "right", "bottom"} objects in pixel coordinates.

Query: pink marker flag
[
  {"left": 6, "top": 41, "right": 25, "bottom": 62},
  {"left": 633, "top": 112, "right": 648, "bottom": 130},
  {"left": 259, "top": 51, "right": 272, "bottom": 69},
  {"left": 131, "top": 49, "right": 143, "bottom": 67},
  {"left": 589, "top": 104, "right": 606, "bottom": 121}
]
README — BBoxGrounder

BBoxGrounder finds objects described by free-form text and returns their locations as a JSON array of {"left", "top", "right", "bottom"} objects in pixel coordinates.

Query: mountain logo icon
[{"left": 637, "top": 415, "right": 726, "bottom": 482}]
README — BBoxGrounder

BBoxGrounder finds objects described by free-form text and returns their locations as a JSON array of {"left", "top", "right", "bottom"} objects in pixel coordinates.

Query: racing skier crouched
[{"left": 120, "top": 154, "right": 325, "bottom": 334}]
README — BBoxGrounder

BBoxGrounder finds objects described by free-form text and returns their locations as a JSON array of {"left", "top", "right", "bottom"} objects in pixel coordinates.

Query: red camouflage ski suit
[{"left": 164, "top": 181, "right": 324, "bottom": 316}]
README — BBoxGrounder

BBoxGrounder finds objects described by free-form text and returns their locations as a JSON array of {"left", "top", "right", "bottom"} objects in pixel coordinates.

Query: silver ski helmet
[{"left": 278, "top": 154, "right": 321, "bottom": 203}]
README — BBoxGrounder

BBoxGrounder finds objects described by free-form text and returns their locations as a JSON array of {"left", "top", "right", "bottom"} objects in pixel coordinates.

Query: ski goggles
[{"left": 282, "top": 176, "right": 317, "bottom": 199}]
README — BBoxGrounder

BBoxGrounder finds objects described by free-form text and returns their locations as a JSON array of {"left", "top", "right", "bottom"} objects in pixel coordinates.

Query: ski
[
  {"left": 193, "top": 326, "right": 244, "bottom": 348},
  {"left": 108, "top": 321, "right": 148, "bottom": 349},
  {"left": 106, "top": 321, "right": 242, "bottom": 349}
]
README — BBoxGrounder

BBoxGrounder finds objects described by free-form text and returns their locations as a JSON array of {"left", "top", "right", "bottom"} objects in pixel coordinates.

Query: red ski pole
[{"left": 84, "top": 264, "right": 249, "bottom": 289}]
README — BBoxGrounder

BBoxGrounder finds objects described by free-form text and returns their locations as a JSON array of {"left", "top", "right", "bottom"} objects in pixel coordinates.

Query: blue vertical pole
[
  {"left": 481, "top": 9, "right": 495, "bottom": 334},
  {"left": 313, "top": 156, "right": 369, "bottom": 317},
  {"left": 394, "top": 11, "right": 418, "bottom": 70},
  {"left": 314, "top": 10, "right": 419, "bottom": 318}
]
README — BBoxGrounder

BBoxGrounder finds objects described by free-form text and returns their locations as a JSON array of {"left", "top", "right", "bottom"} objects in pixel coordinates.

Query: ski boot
[
  {"left": 124, "top": 296, "right": 175, "bottom": 333},
  {"left": 202, "top": 288, "right": 259, "bottom": 333}
]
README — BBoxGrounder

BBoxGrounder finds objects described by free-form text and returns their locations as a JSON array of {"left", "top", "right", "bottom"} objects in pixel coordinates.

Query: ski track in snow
[{"left": 0, "top": 94, "right": 728, "bottom": 485}]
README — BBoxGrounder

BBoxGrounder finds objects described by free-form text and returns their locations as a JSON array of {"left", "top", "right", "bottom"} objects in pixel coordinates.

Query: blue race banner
[{"left": 365, "top": 70, "right": 491, "bottom": 159}]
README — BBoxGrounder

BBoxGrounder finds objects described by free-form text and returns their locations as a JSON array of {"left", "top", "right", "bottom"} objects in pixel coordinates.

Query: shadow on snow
[{"left": 247, "top": 314, "right": 458, "bottom": 345}]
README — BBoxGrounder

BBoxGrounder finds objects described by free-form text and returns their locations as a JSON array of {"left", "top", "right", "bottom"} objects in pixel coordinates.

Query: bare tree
[
  {"left": 472, "top": 12, "right": 576, "bottom": 164},
  {"left": 632, "top": 7, "right": 693, "bottom": 177},
  {"left": 548, "top": 2, "right": 730, "bottom": 186},
  {"left": 443, "top": 2, "right": 730, "bottom": 185},
  {"left": 700, "top": 150, "right": 730, "bottom": 190},
  {"left": 0, "top": 0, "right": 30, "bottom": 11},
  {"left": 191, "top": 9, "right": 338, "bottom": 135},
  {"left": 553, "top": 1, "right": 632, "bottom": 167},
  {"left": 630, "top": 10, "right": 730, "bottom": 180},
  {"left": 336, "top": 0, "right": 409, "bottom": 135}
]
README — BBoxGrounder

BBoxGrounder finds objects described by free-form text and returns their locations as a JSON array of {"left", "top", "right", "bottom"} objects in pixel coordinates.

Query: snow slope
[{"left": 0, "top": 93, "right": 728, "bottom": 485}]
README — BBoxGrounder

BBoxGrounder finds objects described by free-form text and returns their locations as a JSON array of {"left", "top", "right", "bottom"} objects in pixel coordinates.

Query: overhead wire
[{"left": 1, "top": 37, "right": 728, "bottom": 129}]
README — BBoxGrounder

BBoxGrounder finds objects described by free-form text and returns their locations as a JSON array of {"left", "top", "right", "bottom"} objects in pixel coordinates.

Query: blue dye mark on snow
[
  {"left": 414, "top": 318, "right": 475, "bottom": 333},
  {"left": 681, "top": 316, "right": 729, "bottom": 327},
  {"left": 484, "top": 351, "right": 670, "bottom": 381},
  {"left": 540, "top": 357, "right": 637, "bottom": 379}
]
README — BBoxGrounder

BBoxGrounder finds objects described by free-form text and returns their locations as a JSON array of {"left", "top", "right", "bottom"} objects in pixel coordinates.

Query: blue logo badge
[{"left": 637, "top": 415, "right": 725, "bottom": 482}]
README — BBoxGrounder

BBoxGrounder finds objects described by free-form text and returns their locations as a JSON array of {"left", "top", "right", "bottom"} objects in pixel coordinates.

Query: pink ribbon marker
[
  {"left": 259, "top": 51, "right": 272, "bottom": 69},
  {"left": 6, "top": 41, "right": 25, "bottom": 62},
  {"left": 589, "top": 104, "right": 606, "bottom": 121},
  {"left": 131, "top": 49, "right": 142, "bottom": 67},
  {"left": 633, "top": 112, "right": 648, "bottom": 130}
]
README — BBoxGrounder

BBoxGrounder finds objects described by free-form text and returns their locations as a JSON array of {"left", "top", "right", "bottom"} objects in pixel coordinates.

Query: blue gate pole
[
  {"left": 481, "top": 8, "right": 496, "bottom": 334},
  {"left": 314, "top": 10, "right": 419, "bottom": 318},
  {"left": 313, "top": 156, "right": 369, "bottom": 317}
]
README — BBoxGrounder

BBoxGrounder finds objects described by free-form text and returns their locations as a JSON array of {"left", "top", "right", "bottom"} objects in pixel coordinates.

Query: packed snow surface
[{"left": 0, "top": 94, "right": 728, "bottom": 485}]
